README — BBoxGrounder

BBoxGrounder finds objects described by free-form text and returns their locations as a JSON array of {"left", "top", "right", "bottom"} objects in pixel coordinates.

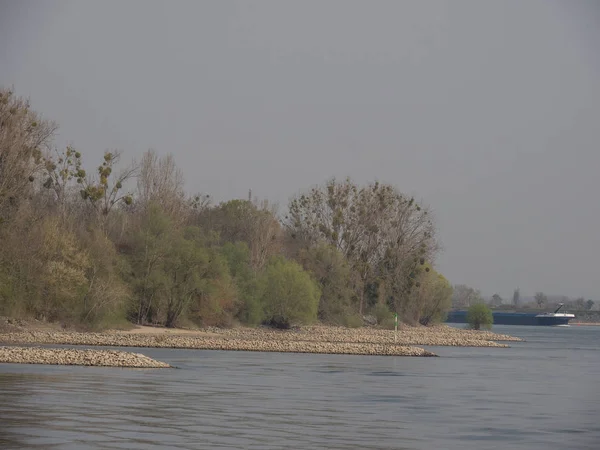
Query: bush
[
  {"left": 343, "top": 313, "right": 364, "bottom": 328},
  {"left": 297, "top": 244, "right": 355, "bottom": 325},
  {"left": 371, "top": 303, "right": 394, "bottom": 326},
  {"left": 260, "top": 256, "right": 320, "bottom": 328},
  {"left": 467, "top": 303, "right": 493, "bottom": 330}
]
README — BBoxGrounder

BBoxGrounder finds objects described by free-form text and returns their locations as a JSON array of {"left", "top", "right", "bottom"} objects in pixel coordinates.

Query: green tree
[
  {"left": 175, "top": 227, "right": 237, "bottom": 328},
  {"left": 162, "top": 229, "right": 209, "bottom": 327},
  {"left": 297, "top": 244, "right": 355, "bottom": 324},
  {"left": 123, "top": 203, "right": 174, "bottom": 325},
  {"left": 259, "top": 256, "right": 320, "bottom": 328},
  {"left": 197, "top": 199, "right": 281, "bottom": 271},
  {"left": 466, "top": 303, "right": 493, "bottom": 330},
  {"left": 414, "top": 269, "right": 453, "bottom": 325},
  {"left": 221, "top": 241, "right": 264, "bottom": 325}
]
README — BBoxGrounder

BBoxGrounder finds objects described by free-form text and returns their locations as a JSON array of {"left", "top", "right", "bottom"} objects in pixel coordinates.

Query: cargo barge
[{"left": 446, "top": 303, "right": 575, "bottom": 326}]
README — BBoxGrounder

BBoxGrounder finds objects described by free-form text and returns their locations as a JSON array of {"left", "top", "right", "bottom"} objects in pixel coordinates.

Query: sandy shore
[{"left": 0, "top": 346, "right": 171, "bottom": 368}]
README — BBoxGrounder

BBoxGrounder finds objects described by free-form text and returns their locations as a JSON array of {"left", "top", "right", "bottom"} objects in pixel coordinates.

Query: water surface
[{"left": 1, "top": 325, "right": 599, "bottom": 449}]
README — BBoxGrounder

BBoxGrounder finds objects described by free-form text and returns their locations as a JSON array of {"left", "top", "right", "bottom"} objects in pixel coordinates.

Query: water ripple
[{"left": 1, "top": 326, "right": 599, "bottom": 449}]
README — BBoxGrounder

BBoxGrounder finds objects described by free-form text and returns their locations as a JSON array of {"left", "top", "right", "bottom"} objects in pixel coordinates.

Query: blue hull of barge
[{"left": 445, "top": 311, "right": 572, "bottom": 326}]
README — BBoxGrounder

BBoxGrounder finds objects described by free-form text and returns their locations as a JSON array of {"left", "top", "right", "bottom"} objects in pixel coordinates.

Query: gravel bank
[
  {"left": 0, "top": 323, "right": 522, "bottom": 357},
  {"left": 0, "top": 331, "right": 437, "bottom": 356},
  {"left": 198, "top": 325, "right": 521, "bottom": 348},
  {"left": 0, "top": 346, "right": 171, "bottom": 368}
]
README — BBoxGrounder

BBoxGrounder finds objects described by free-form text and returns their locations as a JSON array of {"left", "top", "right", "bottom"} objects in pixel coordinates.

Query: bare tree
[
  {"left": 535, "top": 292, "right": 547, "bottom": 309},
  {"left": 491, "top": 293, "right": 503, "bottom": 307},
  {"left": 79, "top": 150, "right": 138, "bottom": 225},
  {"left": 136, "top": 149, "right": 188, "bottom": 224},
  {"left": 452, "top": 284, "right": 483, "bottom": 308},
  {"left": 286, "top": 178, "right": 438, "bottom": 314},
  {"left": 0, "top": 88, "right": 57, "bottom": 216}
]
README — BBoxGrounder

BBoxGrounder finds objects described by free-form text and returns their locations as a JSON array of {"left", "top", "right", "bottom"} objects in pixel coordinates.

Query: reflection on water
[{"left": 1, "top": 326, "right": 599, "bottom": 450}]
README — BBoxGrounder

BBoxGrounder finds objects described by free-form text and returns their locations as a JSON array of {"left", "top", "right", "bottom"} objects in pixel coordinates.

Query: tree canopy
[{"left": 0, "top": 87, "right": 454, "bottom": 330}]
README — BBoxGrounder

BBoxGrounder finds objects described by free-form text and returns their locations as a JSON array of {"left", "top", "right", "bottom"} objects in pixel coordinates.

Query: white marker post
[{"left": 394, "top": 313, "right": 398, "bottom": 344}]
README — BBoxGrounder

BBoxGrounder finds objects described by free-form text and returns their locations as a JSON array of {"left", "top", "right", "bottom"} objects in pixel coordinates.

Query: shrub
[
  {"left": 343, "top": 314, "right": 364, "bottom": 328},
  {"left": 372, "top": 303, "right": 394, "bottom": 326},
  {"left": 467, "top": 303, "right": 493, "bottom": 330},
  {"left": 260, "top": 256, "right": 320, "bottom": 328}
]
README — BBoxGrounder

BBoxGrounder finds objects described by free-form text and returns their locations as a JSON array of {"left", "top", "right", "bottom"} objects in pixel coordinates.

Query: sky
[{"left": 1, "top": 0, "right": 599, "bottom": 300}]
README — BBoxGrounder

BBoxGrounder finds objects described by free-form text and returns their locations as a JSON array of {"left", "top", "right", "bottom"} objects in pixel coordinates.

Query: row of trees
[
  {"left": 0, "top": 87, "right": 453, "bottom": 329},
  {"left": 452, "top": 283, "right": 595, "bottom": 311}
]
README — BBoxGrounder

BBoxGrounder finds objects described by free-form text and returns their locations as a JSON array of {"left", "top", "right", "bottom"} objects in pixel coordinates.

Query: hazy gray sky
[{"left": 1, "top": 0, "right": 599, "bottom": 300}]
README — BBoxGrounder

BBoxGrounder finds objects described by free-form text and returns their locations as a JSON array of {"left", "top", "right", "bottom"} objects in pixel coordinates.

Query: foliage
[
  {"left": 78, "top": 150, "right": 137, "bottom": 220},
  {"left": 197, "top": 199, "right": 282, "bottom": 271},
  {"left": 297, "top": 244, "right": 355, "bottom": 324},
  {"left": 221, "top": 241, "right": 263, "bottom": 325},
  {"left": 259, "top": 256, "right": 320, "bottom": 328},
  {"left": 1, "top": 87, "right": 461, "bottom": 331},
  {"left": 415, "top": 269, "right": 453, "bottom": 325},
  {"left": 371, "top": 303, "right": 394, "bottom": 327},
  {"left": 286, "top": 177, "right": 437, "bottom": 314},
  {"left": 466, "top": 303, "right": 494, "bottom": 330}
]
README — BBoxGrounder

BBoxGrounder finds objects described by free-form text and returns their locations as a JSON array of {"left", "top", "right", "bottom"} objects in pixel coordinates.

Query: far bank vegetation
[{"left": 0, "top": 87, "right": 452, "bottom": 330}]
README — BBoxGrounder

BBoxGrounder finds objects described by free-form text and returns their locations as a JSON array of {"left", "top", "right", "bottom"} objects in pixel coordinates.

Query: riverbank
[
  {"left": 0, "top": 346, "right": 171, "bottom": 368},
  {"left": 0, "top": 319, "right": 522, "bottom": 360}
]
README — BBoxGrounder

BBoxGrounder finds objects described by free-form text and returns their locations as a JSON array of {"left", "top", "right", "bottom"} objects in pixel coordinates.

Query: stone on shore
[{"left": 0, "top": 346, "right": 171, "bottom": 368}]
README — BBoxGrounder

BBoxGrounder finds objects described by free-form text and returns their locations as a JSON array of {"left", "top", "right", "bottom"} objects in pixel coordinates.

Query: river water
[{"left": 1, "top": 325, "right": 599, "bottom": 450}]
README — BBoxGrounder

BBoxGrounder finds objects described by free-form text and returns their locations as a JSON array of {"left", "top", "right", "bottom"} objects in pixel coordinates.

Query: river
[{"left": 1, "top": 325, "right": 599, "bottom": 449}]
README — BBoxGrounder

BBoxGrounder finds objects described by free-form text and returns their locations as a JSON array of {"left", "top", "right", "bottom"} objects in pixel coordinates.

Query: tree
[
  {"left": 199, "top": 199, "right": 282, "bottom": 271},
  {"left": 586, "top": 299, "right": 594, "bottom": 311},
  {"left": 41, "top": 146, "right": 87, "bottom": 210},
  {"left": 534, "top": 292, "right": 547, "bottom": 309},
  {"left": 491, "top": 294, "right": 503, "bottom": 307},
  {"left": 79, "top": 150, "right": 137, "bottom": 224},
  {"left": 259, "top": 256, "right": 320, "bottom": 328},
  {"left": 297, "top": 243, "right": 356, "bottom": 324},
  {"left": 466, "top": 302, "right": 493, "bottom": 330},
  {"left": 286, "top": 177, "right": 437, "bottom": 314},
  {"left": 512, "top": 288, "right": 520, "bottom": 308},
  {"left": 413, "top": 268, "right": 453, "bottom": 325},
  {"left": 221, "top": 241, "right": 263, "bottom": 325},
  {"left": 573, "top": 297, "right": 586, "bottom": 310},
  {"left": 0, "top": 88, "right": 57, "bottom": 217},
  {"left": 451, "top": 284, "right": 482, "bottom": 308},
  {"left": 136, "top": 149, "right": 187, "bottom": 224},
  {"left": 122, "top": 203, "right": 174, "bottom": 325}
]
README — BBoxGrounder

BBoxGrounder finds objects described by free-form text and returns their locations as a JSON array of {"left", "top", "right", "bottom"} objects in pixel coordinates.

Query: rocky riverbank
[
  {"left": 196, "top": 325, "right": 522, "bottom": 347},
  {"left": 0, "top": 346, "right": 171, "bottom": 368},
  {"left": 0, "top": 331, "right": 437, "bottom": 356},
  {"left": 0, "top": 321, "right": 522, "bottom": 358}
]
